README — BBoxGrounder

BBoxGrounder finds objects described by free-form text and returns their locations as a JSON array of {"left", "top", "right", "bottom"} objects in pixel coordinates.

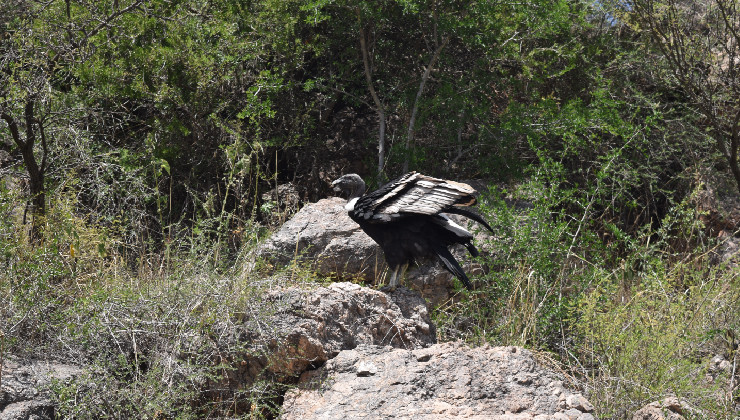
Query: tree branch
[
  {"left": 356, "top": 7, "right": 387, "bottom": 178},
  {"left": 356, "top": 10, "right": 384, "bottom": 116},
  {"left": 74, "top": 0, "right": 147, "bottom": 45},
  {"left": 23, "top": 100, "right": 36, "bottom": 151},
  {"left": 403, "top": 35, "right": 450, "bottom": 172},
  {"left": 1, "top": 112, "right": 25, "bottom": 148},
  {"left": 716, "top": 0, "right": 740, "bottom": 50}
]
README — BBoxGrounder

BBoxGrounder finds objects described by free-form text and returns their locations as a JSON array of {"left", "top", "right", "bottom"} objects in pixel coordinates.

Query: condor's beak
[{"left": 331, "top": 179, "right": 342, "bottom": 192}]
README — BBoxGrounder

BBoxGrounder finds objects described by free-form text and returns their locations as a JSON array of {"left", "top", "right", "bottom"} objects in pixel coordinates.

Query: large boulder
[
  {"left": 268, "top": 282, "right": 436, "bottom": 356},
  {"left": 212, "top": 282, "right": 436, "bottom": 397},
  {"left": 281, "top": 342, "right": 597, "bottom": 420},
  {"left": 257, "top": 197, "right": 491, "bottom": 305},
  {"left": 0, "top": 358, "right": 82, "bottom": 420},
  {"left": 258, "top": 197, "right": 384, "bottom": 282}
]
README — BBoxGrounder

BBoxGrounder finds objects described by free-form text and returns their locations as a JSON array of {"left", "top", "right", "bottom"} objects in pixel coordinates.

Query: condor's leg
[
  {"left": 384, "top": 265, "right": 400, "bottom": 292},
  {"left": 398, "top": 262, "right": 409, "bottom": 284},
  {"left": 385, "top": 262, "right": 409, "bottom": 292}
]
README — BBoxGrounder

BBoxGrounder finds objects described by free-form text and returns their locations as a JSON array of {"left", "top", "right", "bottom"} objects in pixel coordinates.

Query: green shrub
[
  {"left": 434, "top": 180, "right": 606, "bottom": 348},
  {"left": 0, "top": 177, "right": 303, "bottom": 418},
  {"left": 433, "top": 173, "right": 739, "bottom": 419},
  {"left": 572, "top": 263, "right": 739, "bottom": 418}
]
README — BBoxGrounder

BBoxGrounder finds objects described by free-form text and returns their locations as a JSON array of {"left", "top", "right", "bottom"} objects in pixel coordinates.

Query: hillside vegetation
[{"left": 1, "top": 0, "right": 739, "bottom": 418}]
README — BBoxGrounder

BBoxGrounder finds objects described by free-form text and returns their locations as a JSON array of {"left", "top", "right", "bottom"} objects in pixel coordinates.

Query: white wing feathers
[
  {"left": 437, "top": 214, "right": 473, "bottom": 239},
  {"left": 354, "top": 172, "right": 478, "bottom": 222}
]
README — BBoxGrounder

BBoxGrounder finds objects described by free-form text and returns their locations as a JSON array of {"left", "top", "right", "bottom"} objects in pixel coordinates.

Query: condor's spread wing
[{"left": 352, "top": 172, "right": 479, "bottom": 223}]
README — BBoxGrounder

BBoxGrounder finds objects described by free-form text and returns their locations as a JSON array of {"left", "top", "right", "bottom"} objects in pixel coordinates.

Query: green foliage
[
  {"left": 434, "top": 174, "right": 739, "bottom": 418},
  {"left": 605, "top": 0, "right": 740, "bottom": 193},
  {"left": 435, "top": 180, "right": 606, "bottom": 348},
  {"left": 574, "top": 262, "right": 739, "bottom": 418},
  {"left": 0, "top": 176, "right": 299, "bottom": 418}
]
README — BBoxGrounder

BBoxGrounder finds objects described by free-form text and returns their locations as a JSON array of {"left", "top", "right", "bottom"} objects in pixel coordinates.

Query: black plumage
[{"left": 331, "top": 172, "right": 493, "bottom": 291}]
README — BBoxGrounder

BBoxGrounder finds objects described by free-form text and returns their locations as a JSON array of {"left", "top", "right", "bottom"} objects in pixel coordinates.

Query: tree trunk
[
  {"left": 730, "top": 109, "right": 740, "bottom": 195},
  {"left": 1, "top": 100, "right": 47, "bottom": 244},
  {"left": 378, "top": 109, "right": 386, "bottom": 178},
  {"left": 403, "top": 36, "right": 449, "bottom": 173},
  {"left": 27, "top": 161, "right": 46, "bottom": 243},
  {"left": 356, "top": 8, "right": 387, "bottom": 179}
]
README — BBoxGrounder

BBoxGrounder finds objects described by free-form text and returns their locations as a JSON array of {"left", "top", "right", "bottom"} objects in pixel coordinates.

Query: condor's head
[{"left": 331, "top": 174, "right": 366, "bottom": 199}]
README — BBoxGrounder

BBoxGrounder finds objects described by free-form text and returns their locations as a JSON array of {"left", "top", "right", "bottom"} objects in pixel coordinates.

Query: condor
[{"left": 331, "top": 172, "right": 493, "bottom": 291}]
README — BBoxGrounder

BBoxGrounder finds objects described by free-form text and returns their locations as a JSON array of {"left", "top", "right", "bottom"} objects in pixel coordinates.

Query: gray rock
[
  {"left": 566, "top": 394, "right": 595, "bottom": 412},
  {"left": 221, "top": 282, "right": 436, "bottom": 391},
  {"left": 280, "top": 343, "right": 597, "bottom": 419},
  {"left": 715, "top": 233, "right": 740, "bottom": 267},
  {"left": 709, "top": 354, "right": 733, "bottom": 374},
  {"left": 257, "top": 197, "right": 385, "bottom": 282},
  {"left": 0, "top": 358, "right": 82, "bottom": 420},
  {"left": 268, "top": 282, "right": 436, "bottom": 358},
  {"left": 564, "top": 408, "right": 584, "bottom": 419}
]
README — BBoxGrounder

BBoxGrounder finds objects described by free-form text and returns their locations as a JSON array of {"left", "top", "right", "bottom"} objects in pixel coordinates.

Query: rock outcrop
[
  {"left": 255, "top": 282, "right": 436, "bottom": 379},
  {"left": 208, "top": 282, "right": 437, "bottom": 404},
  {"left": 258, "top": 197, "right": 385, "bottom": 282},
  {"left": 257, "top": 197, "right": 490, "bottom": 305},
  {"left": 270, "top": 282, "right": 436, "bottom": 354},
  {"left": 281, "top": 342, "right": 596, "bottom": 420},
  {"left": 0, "top": 358, "right": 82, "bottom": 420}
]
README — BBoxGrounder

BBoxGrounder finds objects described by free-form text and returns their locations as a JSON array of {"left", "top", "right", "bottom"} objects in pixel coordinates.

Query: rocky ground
[
  {"left": 2, "top": 282, "right": 599, "bottom": 419},
  {"left": 0, "top": 358, "right": 82, "bottom": 420}
]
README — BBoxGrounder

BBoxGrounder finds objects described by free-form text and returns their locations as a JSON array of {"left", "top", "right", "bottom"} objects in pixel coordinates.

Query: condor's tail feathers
[
  {"left": 435, "top": 246, "right": 473, "bottom": 290},
  {"left": 463, "top": 242, "right": 480, "bottom": 258},
  {"left": 444, "top": 207, "right": 494, "bottom": 233}
]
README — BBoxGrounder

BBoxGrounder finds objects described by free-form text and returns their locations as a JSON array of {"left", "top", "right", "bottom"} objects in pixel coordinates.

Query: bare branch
[
  {"left": 0, "top": 112, "right": 24, "bottom": 148},
  {"left": 403, "top": 35, "right": 450, "bottom": 172},
  {"left": 356, "top": 7, "right": 387, "bottom": 177},
  {"left": 89, "top": 0, "right": 146, "bottom": 39}
]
